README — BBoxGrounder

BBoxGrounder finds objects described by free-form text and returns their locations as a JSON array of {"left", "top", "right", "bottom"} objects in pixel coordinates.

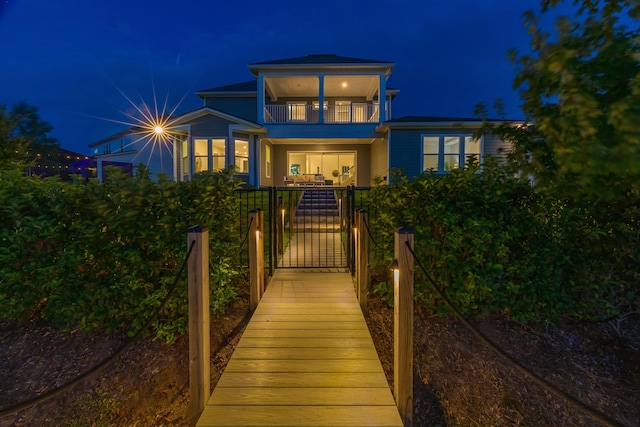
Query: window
[
  {"left": 265, "top": 145, "right": 271, "bottom": 178},
  {"left": 181, "top": 139, "right": 189, "bottom": 179},
  {"left": 464, "top": 136, "right": 481, "bottom": 166},
  {"left": 212, "top": 139, "right": 225, "bottom": 171},
  {"left": 287, "top": 102, "right": 306, "bottom": 121},
  {"left": 422, "top": 135, "right": 481, "bottom": 173},
  {"left": 423, "top": 137, "right": 439, "bottom": 171},
  {"left": 312, "top": 101, "right": 328, "bottom": 110},
  {"left": 335, "top": 101, "right": 351, "bottom": 123},
  {"left": 234, "top": 139, "right": 249, "bottom": 173},
  {"left": 194, "top": 139, "right": 209, "bottom": 172},
  {"left": 443, "top": 136, "right": 460, "bottom": 171},
  {"left": 193, "top": 138, "right": 226, "bottom": 173}
]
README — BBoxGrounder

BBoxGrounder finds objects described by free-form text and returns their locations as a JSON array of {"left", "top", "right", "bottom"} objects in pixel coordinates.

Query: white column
[
  {"left": 257, "top": 75, "right": 265, "bottom": 124},
  {"left": 318, "top": 74, "right": 325, "bottom": 124},
  {"left": 379, "top": 72, "right": 387, "bottom": 122}
]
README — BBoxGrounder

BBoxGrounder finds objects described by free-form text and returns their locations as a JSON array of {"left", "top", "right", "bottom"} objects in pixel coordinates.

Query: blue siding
[
  {"left": 388, "top": 128, "right": 425, "bottom": 178},
  {"left": 205, "top": 97, "right": 257, "bottom": 122}
]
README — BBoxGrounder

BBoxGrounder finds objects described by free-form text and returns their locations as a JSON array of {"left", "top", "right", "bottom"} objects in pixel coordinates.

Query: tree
[
  {"left": 480, "top": 0, "right": 640, "bottom": 199},
  {"left": 0, "top": 102, "right": 58, "bottom": 170}
]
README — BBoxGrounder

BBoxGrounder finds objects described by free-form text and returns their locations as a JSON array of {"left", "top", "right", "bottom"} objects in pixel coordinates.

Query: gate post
[
  {"left": 355, "top": 209, "right": 369, "bottom": 313},
  {"left": 187, "top": 226, "right": 210, "bottom": 427},
  {"left": 393, "top": 226, "right": 414, "bottom": 427},
  {"left": 249, "top": 209, "right": 265, "bottom": 311}
]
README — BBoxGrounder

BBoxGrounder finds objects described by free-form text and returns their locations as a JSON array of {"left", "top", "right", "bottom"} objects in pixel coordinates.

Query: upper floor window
[
  {"left": 287, "top": 102, "right": 306, "bottom": 121},
  {"left": 422, "top": 135, "right": 482, "bottom": 173}
]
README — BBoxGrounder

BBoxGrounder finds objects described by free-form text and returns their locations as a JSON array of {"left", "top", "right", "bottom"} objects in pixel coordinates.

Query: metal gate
[{"left": 237, "top": 186, "right": 373, "bottom": 274}]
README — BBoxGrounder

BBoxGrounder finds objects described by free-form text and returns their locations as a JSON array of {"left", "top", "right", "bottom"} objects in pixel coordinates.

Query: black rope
[
  {"left": 361, "top": 216, "right": 386, "bottom": 251},
  {"left": 404, "top": 241, "right": 628, "bottom": 427},
  {"left": 0, "top": 239, "right": 197, "bottom": 418},
  {"left": 236, "top": 216, "right": 254, "bottom": 256}
]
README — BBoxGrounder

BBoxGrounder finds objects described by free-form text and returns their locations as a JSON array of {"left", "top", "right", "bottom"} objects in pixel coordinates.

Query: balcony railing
[{"left": 264, "top": 103, "right": 383, "bottom": 124}]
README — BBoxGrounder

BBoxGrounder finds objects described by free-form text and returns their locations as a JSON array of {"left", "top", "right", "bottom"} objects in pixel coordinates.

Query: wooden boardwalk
[{"left": 197, "top": 269, "right": 403, "bottom": 426}]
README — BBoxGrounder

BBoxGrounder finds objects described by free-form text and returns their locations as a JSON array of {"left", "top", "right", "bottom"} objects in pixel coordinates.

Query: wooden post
[
  {"left": 355, "top": 209, "right": 368, "bottom": 313},
  {"left": 249, "top": 209, "right": 265, "bottom": 311},
  {"left": 394, "top": 226, "right": 414, "bottom": 427},
  {"left": 187, "top": 226, "right": 210, "bottom": 427}
]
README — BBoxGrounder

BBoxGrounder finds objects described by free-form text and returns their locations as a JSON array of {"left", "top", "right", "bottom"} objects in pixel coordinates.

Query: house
[
  {"left": 90, "top": 54, "right": 513, "bottom": 185},
  {"left": 27, "top": 146, "right": 94, "bottom": 180}
]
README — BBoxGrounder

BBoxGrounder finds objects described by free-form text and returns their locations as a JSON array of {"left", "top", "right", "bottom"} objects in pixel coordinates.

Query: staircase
[{"left": 293, "top": 189, "right": 340, "bottom": 231}]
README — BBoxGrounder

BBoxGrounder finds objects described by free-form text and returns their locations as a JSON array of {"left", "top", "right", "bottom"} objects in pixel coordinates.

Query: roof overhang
[
  {"left": 172, "top": 107, "right": 267, "bottom": 134},
  {"left": 376, "top": 119, "right": 525, "bottom": 132}
]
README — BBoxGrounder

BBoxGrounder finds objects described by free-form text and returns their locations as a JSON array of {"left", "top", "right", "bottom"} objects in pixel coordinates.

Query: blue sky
[{"left": 0, "top": 0, "right": 544, "bottom": 154}]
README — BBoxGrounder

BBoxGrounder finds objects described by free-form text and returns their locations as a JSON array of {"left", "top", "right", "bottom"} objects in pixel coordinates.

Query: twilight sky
[{"left": 1, "top": 0, "right": 546, "bottom": 154}]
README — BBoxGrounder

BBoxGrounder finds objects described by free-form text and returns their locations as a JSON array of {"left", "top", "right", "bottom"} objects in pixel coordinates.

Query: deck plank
[{"left": 196, "top": 270, "right": 402, "bottom": 427}]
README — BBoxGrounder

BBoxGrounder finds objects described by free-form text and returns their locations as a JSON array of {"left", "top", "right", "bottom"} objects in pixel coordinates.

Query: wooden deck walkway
[{"left": 197, "top": 269, "right": 403, "bottom": 426}]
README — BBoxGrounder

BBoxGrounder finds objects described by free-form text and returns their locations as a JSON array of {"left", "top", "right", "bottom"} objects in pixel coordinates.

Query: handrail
[
  {"left": 404, "top": 241, "right": 629, "bottom": 427},
  {"left": 0, "top": 240, "right": 197, "bottom": 418}
]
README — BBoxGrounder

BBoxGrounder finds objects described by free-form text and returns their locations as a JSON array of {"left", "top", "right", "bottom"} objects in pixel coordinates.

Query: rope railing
[
  {"left": 403, "top": 240, "right": 628, "bottom": 427},
  {"left": 362, "top": 216, "right": 387, "bottom": 252},
  {"left": 0, "top": 239, "right": 197, "bottom": 418},
  {"left": 210, "top": 216, "right": 254, "bottom": 273}
]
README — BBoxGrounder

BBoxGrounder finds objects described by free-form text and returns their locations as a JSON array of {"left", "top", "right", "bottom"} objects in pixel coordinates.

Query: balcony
[{"left": 264, "top": 103, "right": 382, "bottom": 124}]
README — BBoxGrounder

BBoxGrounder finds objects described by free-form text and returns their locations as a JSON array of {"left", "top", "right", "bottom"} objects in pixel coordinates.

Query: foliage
[
  {"left": 365, "top": 160, "right": 639, "bottom": 322},
  {"left": 0, "top": 102, "right": 58, "bottom": 170},
  {"left": 465, "top": 0, "right": 640, "bottom": 321},
  {"left": 0, "top": 166, "right": 244, "bottom": 343}
]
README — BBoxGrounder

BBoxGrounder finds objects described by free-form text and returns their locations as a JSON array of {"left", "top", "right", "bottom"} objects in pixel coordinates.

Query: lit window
[
  {"left": 334, "top": 101, "right": 351, "bottom": 123},
  {"left": 287, "top": 102, "right": 306, "bottom": 121},
  {"left": 234, "top": 139, "right": 249, "bottom": 173},
  {"left": 265, "top": 145, "right": 271, "bottom": 178},
  {"left": 422, "top": 135, "right": 481, "bottom": 173},
  {"left": 194, "top": 139, "right": 209, "bottom": 172},
  {"left": 212, "top": 139, "right": 226, "bottom": 171}
]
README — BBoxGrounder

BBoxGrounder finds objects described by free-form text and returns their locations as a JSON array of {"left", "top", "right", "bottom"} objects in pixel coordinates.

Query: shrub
[
  {"left": 365, "top": 160, "right": 639, "bottom": 322},
  {"left": 0, "top": 166, "right": 244, "bottom": 343}
]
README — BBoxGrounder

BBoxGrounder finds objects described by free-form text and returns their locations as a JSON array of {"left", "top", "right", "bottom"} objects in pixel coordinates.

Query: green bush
[
  {"left": 365, "top": 159, "right": 639, "bottom": 322},
  {"left": 0, "top": 166, "right": 244, "bottom": 343}
]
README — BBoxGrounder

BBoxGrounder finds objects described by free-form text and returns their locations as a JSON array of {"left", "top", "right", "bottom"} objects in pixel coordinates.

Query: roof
[
  {"left": 248, "top": 54, "right": 395, "bottom": 77},
  {"left": 387, "top": 116, "right": 484, "bottom": 123},
  {"left": 249, "top": 54, "right": 394, "bottom": 66},
  {"left": 378, "top": 116, "right": 524, "bottom": 131},
  {"left": 196, "top": 80, "right": 257, "bottom": 95}
]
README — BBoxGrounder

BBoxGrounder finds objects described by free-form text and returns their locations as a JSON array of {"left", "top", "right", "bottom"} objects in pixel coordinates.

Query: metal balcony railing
[{"left": 264, "top": 103, "right": 382, "bottom": 124}]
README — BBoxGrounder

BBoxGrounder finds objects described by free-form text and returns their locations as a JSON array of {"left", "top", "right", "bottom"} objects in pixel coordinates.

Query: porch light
[
  {"left": 154, "top": 125, "right": 164, "bottom": 134},
  {"left": 341, "top": 82, "right": 348, "bottom": 88},
  {"left": 390, "top": 259, "right": 400, "bottom": 290}
]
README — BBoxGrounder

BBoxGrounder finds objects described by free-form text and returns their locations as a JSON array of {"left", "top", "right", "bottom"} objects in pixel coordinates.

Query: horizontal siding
[
  {"left": 388, "top": 128, "right": 425, "bottom": 179},
  {"left": 483, "top": 133, "right": 512, "bottom": 164},
  {"left": 261, "top": 139, "right": 274, "bottom": 187},
  {"left": 389, "top": 128, "right": 511, "bottom": 178},
  {"left": 184, "top": 116, "right": 236, "bottom": 137},
  {"left": 206, "top": 97, "right": 257, "bottom": 122},
  {"left": 370, "top": 137, "right": 388, "bottom": 184}
]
